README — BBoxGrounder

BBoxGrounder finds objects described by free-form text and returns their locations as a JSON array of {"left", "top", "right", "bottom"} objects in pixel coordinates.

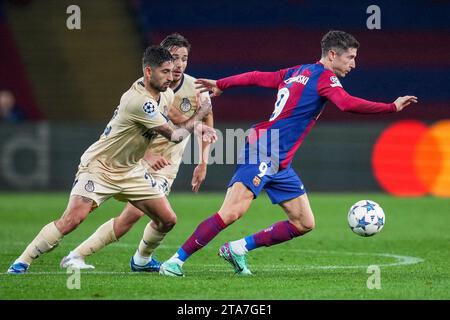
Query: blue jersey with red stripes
[
  {"left": 248, "top": 63, "right": 326, "bottom": 171},
  {"left": 217, "top": 61, "right": 396, "bottom": 174}
]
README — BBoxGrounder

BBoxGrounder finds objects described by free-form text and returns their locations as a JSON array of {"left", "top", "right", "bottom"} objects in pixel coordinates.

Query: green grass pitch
[{"left": 0, "top": 192, "right": 449, "bottom": 300}]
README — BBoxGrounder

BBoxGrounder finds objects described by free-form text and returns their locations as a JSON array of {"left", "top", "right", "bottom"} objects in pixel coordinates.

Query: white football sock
[
  {"left": 133, "top": 250, "right": 151, "bottom": 266},
  {"left": 229, "top": 239, "right": 248, "bottom": 255},
  {"left": 167, "top": 253, "right": 184, "bottom": 266}
]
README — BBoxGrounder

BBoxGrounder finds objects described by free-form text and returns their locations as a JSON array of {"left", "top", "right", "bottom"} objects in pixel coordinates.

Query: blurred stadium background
[{"left": 1, "top": 0, "right": 449, "bottom": 196}]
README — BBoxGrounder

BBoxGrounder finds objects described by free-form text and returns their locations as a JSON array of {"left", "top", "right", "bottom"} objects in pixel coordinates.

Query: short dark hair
[
  {"left": 142, "top": 45, "right": 174, "bottom": 69},
  {"left": 160, "top": 33, "right": 191, "bottom": 53},
  {"left": 321, "top": 30, "right": 359, "bottom": 57}
]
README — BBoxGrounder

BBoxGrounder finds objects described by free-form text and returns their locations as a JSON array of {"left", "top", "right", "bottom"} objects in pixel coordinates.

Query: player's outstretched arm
[
  {"left": 318, "top": 71, "right": 418, "bottom": 114},
  {"left": 191, "top": 111, "right": 214, "bottom": 193},
  {"left": 393, "top": 95, "right": 418, "bottom": 112},
  {"left": 196, "top": 69, "right": 291, "bottom": 96}
]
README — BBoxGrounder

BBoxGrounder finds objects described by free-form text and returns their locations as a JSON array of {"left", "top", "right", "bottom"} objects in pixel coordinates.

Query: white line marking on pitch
[{"left": 0, "top": 249, "right": 424, "bottom": 275}]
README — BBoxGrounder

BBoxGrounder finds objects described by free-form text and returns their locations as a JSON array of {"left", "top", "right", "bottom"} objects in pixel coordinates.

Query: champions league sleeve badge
[{"left": 143, "top": 101, "right": 157, "bottom": 117}]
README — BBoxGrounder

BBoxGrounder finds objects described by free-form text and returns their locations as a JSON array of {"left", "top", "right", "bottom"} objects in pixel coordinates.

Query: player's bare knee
[
  {"left": 303, "top": 220, "right": 316, "bottom": 233},
  {"left": 291, "top": 217, "right": 315, "bottom": 235},
  {"left": 218, "top": 210, "right": 242, "bottom": 225},
  {"left": 302, "top": 219, "right": 315, "bottom": 233},
  {"left": 160, "top": 214, "right": 177, "bottom": 232}
]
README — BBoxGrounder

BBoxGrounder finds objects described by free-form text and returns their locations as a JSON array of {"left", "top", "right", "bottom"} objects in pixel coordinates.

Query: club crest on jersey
[
  {"left": 85, "top": 180, "right": 95, "bottom": 192},
  {"left": 180, "top": 98, "right": 192, "bottom": 112},
  {"left": 253, "top": 176, "right": 261, "bottom": 187},
  {"left": 143, "top": 101, "right": 157, "bottom": 117},
  {"left": 330, "top": 76, "right": 343, "bottom": 88}
]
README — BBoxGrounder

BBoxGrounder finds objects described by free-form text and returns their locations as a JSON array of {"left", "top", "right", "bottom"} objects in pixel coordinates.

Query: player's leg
[
  {"left": 128, "top": 176, "right": 173, "bottom": 272},
  {"left": 279, "top": 193, "right": 315, "bottom": 234},
  {"left": 160, "top": 182, "right": 254, "bottom": 277},
  {"left": 60, "top": 203, "right": 145, "bottom": 269},
  {"left": 230, "top": 193, "right": 314, "bottom": 249},
  {"left": 114, "top": 203, "right": 146, "bottom": 238},
  {"left": 223, "top": 168, "right": 311, "bottom": 275},
  {"left": 7, "top": 195, "right": 94, "bottom": 274},
  {"left": 128, "top": 196, "right": 177, "bottom": 271}
]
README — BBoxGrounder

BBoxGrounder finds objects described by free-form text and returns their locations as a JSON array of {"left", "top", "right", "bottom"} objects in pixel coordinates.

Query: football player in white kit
[
  {"left": 7, "top": 44, "right": 216, "bottom": 274},
  {"left": 59, "top": 34, "right": 215, "bottom": 272}
]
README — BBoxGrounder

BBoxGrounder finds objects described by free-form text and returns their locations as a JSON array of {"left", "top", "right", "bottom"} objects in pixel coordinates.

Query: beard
[{"left": 150, "top": 79, "right": 168, "bottom": 92}]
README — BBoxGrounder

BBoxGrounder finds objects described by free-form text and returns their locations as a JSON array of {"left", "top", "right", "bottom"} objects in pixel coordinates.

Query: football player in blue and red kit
[{"left": 159, "top": 30, "right": 418, "bottom": 277}]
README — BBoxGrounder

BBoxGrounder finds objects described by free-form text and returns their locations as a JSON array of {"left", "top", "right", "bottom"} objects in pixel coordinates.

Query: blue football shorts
[{"left": 228, "top": 163, "right": 306, "bottom": 204}]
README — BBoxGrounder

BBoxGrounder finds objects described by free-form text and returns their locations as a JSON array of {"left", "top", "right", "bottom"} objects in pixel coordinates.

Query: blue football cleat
[
  {"left": 130, "top": 256, "right": 161, "bottom": 272},
  {"left": 7, "top": 262, "right": 29, "bottom": 274}
]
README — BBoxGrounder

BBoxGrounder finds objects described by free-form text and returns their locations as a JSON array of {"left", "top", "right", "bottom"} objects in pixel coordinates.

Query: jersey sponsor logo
[
  {"left": 284, "top": 75, "right": 310, "bottom": 85},
  {"left": 180, "top": 98, "right": 192, "bottom": 112},
  {"left": 85, "top": 180, "right": 95, "bottom": 192},
  {"left": 143, "top": 101, "right": 157, "bottom": 117},
  {"left": 330, "top": 76, "right": 343, "bottom": 88}
]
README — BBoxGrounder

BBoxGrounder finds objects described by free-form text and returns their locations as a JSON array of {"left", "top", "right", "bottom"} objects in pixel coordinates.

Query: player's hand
[
  {"left": 195, "top": 79, "right": 223, "bottom": 97},
  {"left": 202, "top": 125, "right": 218, "bottom": 144},
  {"left": 194, "top": 123, "right": 218, "bottom": 144},
  {"left": 394, "top": 96, "right": 418, "bottom": 112},
  {"left": 191, "top": 163, "right": 207, "bottom": 192},
  {"left": 144, "top": 154, "right": 171, "bottom": 171}
]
